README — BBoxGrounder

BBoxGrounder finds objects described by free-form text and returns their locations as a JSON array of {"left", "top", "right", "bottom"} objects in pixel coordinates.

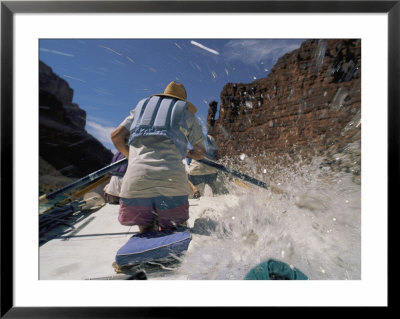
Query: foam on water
[{"left": 174, "top": 157, "right": 361, "bottom": 280}]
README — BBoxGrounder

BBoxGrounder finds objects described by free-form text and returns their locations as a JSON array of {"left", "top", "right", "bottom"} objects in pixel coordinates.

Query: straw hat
[{"left": 154, "top": 81, "right": 197, "bottom": 113}]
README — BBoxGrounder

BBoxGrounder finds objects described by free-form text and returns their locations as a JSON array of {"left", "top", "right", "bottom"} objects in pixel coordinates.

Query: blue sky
[{"left": 39, "top": 39, "right": 304, "bottom": 152}]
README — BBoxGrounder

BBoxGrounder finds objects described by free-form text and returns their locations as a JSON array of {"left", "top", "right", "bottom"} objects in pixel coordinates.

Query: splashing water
[{"left": 171, "top": 157, "right": 361, "bottom": 280}]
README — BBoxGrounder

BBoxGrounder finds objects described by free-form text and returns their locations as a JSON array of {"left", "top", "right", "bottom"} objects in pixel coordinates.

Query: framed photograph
[{"left": 1, "top": 0, "right": 395, "bottom": 316}]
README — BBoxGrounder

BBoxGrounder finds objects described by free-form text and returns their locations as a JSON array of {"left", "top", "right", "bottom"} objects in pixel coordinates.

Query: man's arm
[
  {"left": 186, "top": 141, "right": 206, "bottom": 160},
  {"left": 111, "top": 126, "right": 130, "bottom": 158}
]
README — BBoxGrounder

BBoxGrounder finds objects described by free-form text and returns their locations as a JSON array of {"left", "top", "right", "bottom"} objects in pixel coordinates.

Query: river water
[{"left": 169, "top": 156, "right": 361, "bottom": 280}]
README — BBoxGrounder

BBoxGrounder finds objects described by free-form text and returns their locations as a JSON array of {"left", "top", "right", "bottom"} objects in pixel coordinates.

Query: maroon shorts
[{"left": 119, "top": 195, "right": 189, "bottom": 228}]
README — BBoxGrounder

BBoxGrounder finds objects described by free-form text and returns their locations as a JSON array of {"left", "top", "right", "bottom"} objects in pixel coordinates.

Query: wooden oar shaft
[
  {"left": 71, "top": 175, "right": 110, "bottom": 199},
  {"left": 51, "top": 175, "right": 111, "bottom": 208},
  {"left": 39, "top": 158, "right": 127, "bottom": 204}
]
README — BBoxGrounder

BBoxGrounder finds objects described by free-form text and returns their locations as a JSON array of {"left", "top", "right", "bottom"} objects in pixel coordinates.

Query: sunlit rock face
[
  {"left": 39, "top": 61, "right": 113, "bottom": 187},
  {"left": 208, "top": 39, "right": 361, "bottom": 176}
]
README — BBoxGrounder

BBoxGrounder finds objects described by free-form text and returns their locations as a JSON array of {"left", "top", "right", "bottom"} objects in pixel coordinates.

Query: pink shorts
[{"left": 118, "top": 195, "right": 189, "bottom": 228}]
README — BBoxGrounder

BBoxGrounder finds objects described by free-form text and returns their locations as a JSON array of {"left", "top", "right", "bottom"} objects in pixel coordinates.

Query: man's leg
[{"left": 119, "top": 197, "right": 157, "bottom": 232}]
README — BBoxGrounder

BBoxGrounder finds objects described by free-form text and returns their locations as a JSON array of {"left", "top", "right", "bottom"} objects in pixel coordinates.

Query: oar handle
[{"left": 197, "top": 158, "right": 269, "bottom": 190}]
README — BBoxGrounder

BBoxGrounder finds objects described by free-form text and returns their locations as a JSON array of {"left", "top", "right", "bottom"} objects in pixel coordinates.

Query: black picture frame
[{"left": 1, "top": 1, "right": 395, "bottom": 317}]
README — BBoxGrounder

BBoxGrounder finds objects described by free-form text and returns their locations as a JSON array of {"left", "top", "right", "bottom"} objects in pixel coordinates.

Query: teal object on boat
[{"left": 244, "top": 259, "right": 308, "bottom": 280}]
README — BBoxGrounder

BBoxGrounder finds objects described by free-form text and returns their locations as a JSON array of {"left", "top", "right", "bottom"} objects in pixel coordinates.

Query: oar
[
  {"left": 198, "top": 158, "right": 284, "bottom": 194},
  {"left": 53, "top": 174, "right": 111, "bottom": 208},
  {"left": 39, "top": 158, "right": 128, "bottom": 205}
]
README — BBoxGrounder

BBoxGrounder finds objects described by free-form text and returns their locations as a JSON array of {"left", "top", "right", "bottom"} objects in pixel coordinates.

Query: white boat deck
[{"left": 39, "top": 194, "right": 240, "bottom": 280}]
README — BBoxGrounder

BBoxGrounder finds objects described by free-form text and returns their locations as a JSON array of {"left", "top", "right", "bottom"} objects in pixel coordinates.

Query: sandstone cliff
[
  {"left": 208, "top": 39, "right": 361, "bottom": 178},
  {"left": 39, "top": 61, "right": 113, "bottom": 194}
]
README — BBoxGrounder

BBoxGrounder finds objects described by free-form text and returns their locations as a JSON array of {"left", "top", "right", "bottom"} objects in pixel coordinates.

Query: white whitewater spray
[{"left": 174, "top": 156, "right": 361, "bottom": 280}]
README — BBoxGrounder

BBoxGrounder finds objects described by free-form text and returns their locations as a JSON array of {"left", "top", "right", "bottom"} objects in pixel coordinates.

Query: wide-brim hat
[{"left": 153, "top": 81, "right": 197, "bottom": 113}]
